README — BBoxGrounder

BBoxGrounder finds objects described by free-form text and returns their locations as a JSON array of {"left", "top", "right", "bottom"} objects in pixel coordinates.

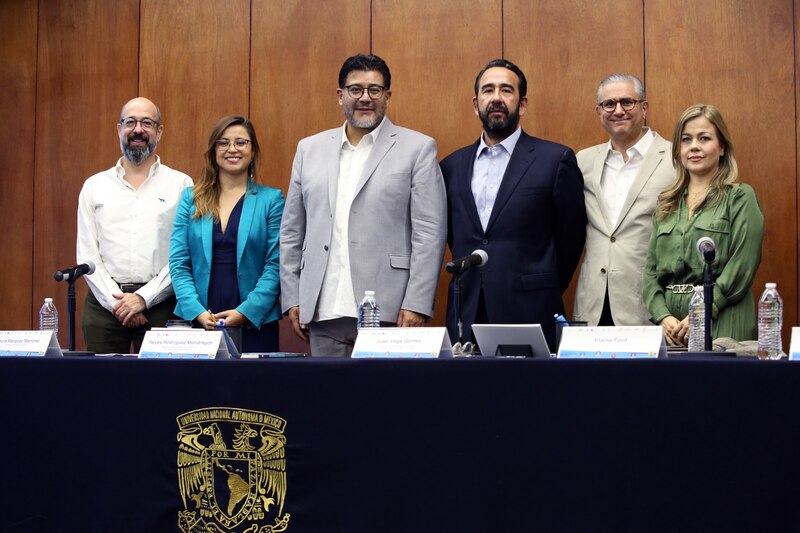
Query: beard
[
  {"left": 479, "top": 102, "right": 521, "bottom": 139},
  {"left": 121, "top": 132, "right": 157, "bottom": 165},
  {"left": 343, "top": 101, "right": 386, "bottom": 131}
]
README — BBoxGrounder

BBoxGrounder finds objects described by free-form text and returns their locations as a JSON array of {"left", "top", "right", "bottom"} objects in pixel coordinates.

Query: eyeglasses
[
  {"left": 120, "top": 117, "right": 159, "bottom": 131},
  {"left": 598, "top": 98, "right": 642, "bottom": 112},
  {"left": 344, "top": 84, "right": 386, "bottom": 99},
  {"left": 215, "top": 138, "right": 252, "bottom": 150}
]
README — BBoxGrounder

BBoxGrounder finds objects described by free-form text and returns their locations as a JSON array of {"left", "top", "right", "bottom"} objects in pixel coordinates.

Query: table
[{"left": 1, "top": 356, "right": 797, "bottom": 532}]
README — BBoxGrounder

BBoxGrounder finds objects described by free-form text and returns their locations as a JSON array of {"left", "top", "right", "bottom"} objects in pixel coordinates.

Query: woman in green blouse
[{"left": 643, "top": 104, "right": 763, "bottom": 346}]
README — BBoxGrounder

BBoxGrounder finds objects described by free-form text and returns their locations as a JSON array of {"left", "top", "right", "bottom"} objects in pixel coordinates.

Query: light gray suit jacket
[
  {"left": 280, "top": 118, "right": 447, "bottom": 324},
  {"left": 573, "top": 132, "right": 675, "bottom": 326}
]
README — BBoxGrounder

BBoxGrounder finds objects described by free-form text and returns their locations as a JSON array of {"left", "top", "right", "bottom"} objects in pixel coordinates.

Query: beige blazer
[{"left": 573, "top": 132, "right": 675, "bottom": 326}]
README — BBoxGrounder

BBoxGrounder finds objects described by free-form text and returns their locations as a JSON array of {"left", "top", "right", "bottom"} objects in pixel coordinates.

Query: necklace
[{"left": 686, "top": 186, "right": 710, "bottom": 217}]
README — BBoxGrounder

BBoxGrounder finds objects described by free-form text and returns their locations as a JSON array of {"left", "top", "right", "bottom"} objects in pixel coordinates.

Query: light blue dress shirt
[{"left": 471, "top": 127, "right": 522, "bottom": 230}]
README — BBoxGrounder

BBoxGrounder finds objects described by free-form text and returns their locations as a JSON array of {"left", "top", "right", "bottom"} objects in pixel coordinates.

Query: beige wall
[{"left": 2, "top": 0, "right": 796, "bottom": 351}]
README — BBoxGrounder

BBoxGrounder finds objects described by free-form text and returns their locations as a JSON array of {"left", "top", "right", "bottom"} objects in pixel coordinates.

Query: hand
[
  {"left": 287, "top": 306, "right": 309, "bottom": 342},
  {"left": 125, "top": 312, "right": 148, "bottom": 328},
  {"left": 196, "top": 310, "right": 218, "bottom": 330},
  {"left": 112, "top": 293, "right": 146, "bottom": 325},
  {"left": 215, "top": 309, "right": 247, "bottom": 327},
  {"left": 661, "top": 315, "right": 689, "bottom": 346},
  {"left": 397, "top": 309, "right": 427, "bottom": 327}
]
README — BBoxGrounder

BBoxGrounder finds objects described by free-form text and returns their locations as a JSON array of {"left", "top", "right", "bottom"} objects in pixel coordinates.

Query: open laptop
[{"left": 471, "top": 324, "right": 551, "bottom": 358}]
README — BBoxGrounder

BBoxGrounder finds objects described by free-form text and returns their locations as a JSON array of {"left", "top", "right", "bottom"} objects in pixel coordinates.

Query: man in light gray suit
[
  {"left": 280, "top": 54, "right": 447, "bottom": 357},
  {"left": 573, "top": 74, "right": 674, "bottom": 326}
]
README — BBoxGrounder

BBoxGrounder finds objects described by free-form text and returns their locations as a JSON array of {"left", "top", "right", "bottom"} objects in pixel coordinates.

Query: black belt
[{"left": 117, "top": 282, "right": 147, "bottom": 293}]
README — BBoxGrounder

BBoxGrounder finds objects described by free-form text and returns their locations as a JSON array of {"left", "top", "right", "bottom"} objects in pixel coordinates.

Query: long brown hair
[
  {"left": 192, "top": 115, "right": 261, "bottom": 220},
  {"left": 655, "top": 104, "right": 739, "bottom": 220}
]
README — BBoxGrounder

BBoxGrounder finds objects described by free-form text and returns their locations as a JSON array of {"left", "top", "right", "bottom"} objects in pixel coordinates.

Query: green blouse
[{"left": 643, "top": 183, "right": 764, "bottom": 341}]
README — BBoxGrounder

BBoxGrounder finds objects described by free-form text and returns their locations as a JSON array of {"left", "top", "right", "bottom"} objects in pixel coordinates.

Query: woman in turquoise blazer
[{"left": 169, "top": 115, "right": 284, "bottom": 352}]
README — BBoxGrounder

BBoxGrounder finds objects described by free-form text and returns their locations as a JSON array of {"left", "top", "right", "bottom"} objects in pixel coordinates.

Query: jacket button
[
  {"left": 481, "top": 239, "right": 488, "bottom": 245},
  {"left": 610, "top": 236, "right": 616, "bottom": 243},
  {"left": 600, "top": 268, "right": 607, "bottom": 274},
  {"left": 324, "top": 245, "right": 329, "bottom": 251}
]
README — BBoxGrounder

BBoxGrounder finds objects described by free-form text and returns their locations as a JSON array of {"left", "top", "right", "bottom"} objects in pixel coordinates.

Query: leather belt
[
  {"left": 665, "top": 284, "right": 695, "bottom": 294},
  {"left": 118, "top": 282, "right": 147, "bottom": 293}
]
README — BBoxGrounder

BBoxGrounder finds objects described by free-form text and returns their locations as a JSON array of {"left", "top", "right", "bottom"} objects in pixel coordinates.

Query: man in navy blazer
[{"left": 440, "top": 59, "right": 586, "bottom": 352}]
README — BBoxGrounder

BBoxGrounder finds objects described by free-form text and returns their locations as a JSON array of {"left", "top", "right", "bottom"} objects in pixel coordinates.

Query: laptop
[{"left": 471, "top": 324, "right": 551, "bottom": 358}]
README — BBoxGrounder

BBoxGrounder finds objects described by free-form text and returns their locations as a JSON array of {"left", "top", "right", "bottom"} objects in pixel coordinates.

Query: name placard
[
  {"left": 789, "top": 327, "right": 800, "bottom": 361},
  {"left": 352, "top": 327, "right": 452, "bottom": 358},
  {"left": 139, "top": 329, "right": 232, "bottom": 359},
  {"left": 0, "top": 330, "right": 62, "bottom": 357},
  {"left": 557, "top": 326, "right": 665, "bottom": 359}
]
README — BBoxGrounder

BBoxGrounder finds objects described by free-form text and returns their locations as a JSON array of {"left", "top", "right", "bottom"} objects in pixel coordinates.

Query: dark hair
[
  {"left": 338, "top": 54, "right": 391, "bottom": 90},
  {"left": 474, "top": 59, "right": 527, "bottom": 97}
]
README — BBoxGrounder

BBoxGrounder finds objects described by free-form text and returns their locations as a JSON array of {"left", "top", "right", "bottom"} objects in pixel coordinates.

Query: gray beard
[{"left": 122, "top": 141, "right": 155, "bottom": 165}]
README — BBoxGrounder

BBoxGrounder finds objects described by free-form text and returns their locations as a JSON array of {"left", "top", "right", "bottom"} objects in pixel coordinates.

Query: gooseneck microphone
[
  {"left": 54, "top": 261, "right": 95, "bottom": 282},
  {"left": 696, "top": 237, "right": 716, "bottom": 263},
  {"left": 446, "top": 249, "right": 488, "bottom": 275}
]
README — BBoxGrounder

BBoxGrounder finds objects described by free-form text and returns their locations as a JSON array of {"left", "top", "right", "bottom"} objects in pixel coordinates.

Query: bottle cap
[
  {"left": 364, "top": 290, "right": 375, "bottom": 296},
  {"left": 694, "top": 286, "right": 703, "bottom": 292},
  {"left": 765, "top": 282, "right": 777, "bottom": 289},
  {"left": 44, "top": 297, "right": 53, "bottom": 303}
]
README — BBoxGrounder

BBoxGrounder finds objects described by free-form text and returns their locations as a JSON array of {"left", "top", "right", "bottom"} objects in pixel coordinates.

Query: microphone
[
  {"left": 446, "top": 249, "right": 488, "bottom": 274},
  {"left": 54, "top": 261, "right": 95, "bottom": 282},
  {"left": 696, "top": 237, "right": 716, "bottom": 263}
]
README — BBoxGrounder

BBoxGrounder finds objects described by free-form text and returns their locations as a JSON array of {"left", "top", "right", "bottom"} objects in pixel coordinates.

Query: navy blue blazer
[
  {"left": 169, "top": 183, "right": 284, "bottom": 328},
  {"left": 440, "top": 130, "right": 586, "bottom": 350}
]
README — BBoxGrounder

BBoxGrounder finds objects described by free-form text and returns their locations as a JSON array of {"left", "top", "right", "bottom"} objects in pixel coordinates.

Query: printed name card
[
  {"left": 352, "top": 327, "right": 452, "bottom": 358},
  {"left": 139, "top": 329, "right": 232, "bottom": 359},
  {"left": 0, "top": 330, "right": 62, "bottom": 357},
  {"left": 557, "top": 326, "right": 665, "bottom": 359},
  {"left": 789, "top": 327, "right": 800, "bottom": 361}
]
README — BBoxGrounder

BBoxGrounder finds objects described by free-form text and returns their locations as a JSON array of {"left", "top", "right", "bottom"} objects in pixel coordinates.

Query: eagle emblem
[{"left": 177, "top": 408, "right": 290, "bottom": 532}]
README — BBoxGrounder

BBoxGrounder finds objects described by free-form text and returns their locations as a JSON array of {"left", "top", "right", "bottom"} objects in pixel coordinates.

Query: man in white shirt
[
  {"left": 573, "top": 74, "right": 674, "bottom": 326},
  {"left": 280, "top": 54, "right": 447, "bottom": 357},
  {"left": 77, "top": 97, "right": 193, "bottom": 353}
]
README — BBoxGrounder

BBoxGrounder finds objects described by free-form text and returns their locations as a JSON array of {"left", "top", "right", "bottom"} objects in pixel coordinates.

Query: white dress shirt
[
  {"left": 601, "top": 128, "right": 655, "bottom": 227},
  {"left": 77, "top": 156, "right": 193, "bottom": 312},
  {"left": 472, "top": 127, "right": 522, "bottom": 230},
  {"left": 316, "top": 119, "right": 385, "bottom": 320}
]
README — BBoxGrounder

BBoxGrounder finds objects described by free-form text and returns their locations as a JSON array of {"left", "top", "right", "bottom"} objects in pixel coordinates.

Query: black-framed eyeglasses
[
  {"left": 120, "top": 117, "right": 159, "bottom": 131},
  {"left": 598, "top": 98, "right": 642, "bottom": 112},
  {"left": 215, "top": 138, "right": 252, "bottom": 149},
  {"left": 344, "top": 84, "right": 386, "bottom": 99}
]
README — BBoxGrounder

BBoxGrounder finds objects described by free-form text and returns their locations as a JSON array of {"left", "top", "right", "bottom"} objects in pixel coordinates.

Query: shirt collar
[
  {"left": 115, "top": 154, "right": 161, "bottom": 181},
  {"left": 476, "top": 126, "right": 522, "bottom": 159},
  {"left": 340, "top": 117, "right": 386, "bottom": 149},
  {"left": 605, "top": 127, "right": 654, "bottom": 159}
]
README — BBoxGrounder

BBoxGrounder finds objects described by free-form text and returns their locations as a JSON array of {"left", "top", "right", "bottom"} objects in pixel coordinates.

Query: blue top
[{"left": 207, "top": 195, "right": 244, "bottom": 313}]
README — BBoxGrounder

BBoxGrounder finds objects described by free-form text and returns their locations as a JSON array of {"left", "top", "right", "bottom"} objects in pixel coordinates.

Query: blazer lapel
[
  {"left": 327, "top": 131, "right": 341, "bottom": 214},
  {"left": 485, "top": 132, "right": 536, "bottom": 233},
  {"left": 613, "top": 134, "right": 668, "bottom": 233},
  {"left": 201, "top": 214, "right": 213, "bottom": 269},
  {"left": 353, "top": 118, "right": 396, "bottom": 198},
  {"left": 460, "top": 141, "right": 484, "bottom": 233},
  {"left": 237, "top": 187, "right": 257, "bottom": 267}
]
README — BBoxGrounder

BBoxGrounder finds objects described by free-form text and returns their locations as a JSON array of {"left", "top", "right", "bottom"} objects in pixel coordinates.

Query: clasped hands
[
  {"left": 196, "top": 309, "right": 246, "bottom": 330},
  {"left": 660, "top": 315, "right": 690, "bottom": 347}
]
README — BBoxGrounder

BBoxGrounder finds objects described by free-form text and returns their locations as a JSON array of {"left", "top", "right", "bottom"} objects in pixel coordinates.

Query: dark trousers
[
  {"left": 599, "top": 285, "right": 615, "bottom": 326},
  {"left": 82, "top": 290, "right": 177, "bottom": 354}
]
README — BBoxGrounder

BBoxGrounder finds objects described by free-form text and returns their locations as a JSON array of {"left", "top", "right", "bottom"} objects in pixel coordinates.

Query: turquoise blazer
[{"left": 169, "top": 183, "right": 285, "bottom": 328}]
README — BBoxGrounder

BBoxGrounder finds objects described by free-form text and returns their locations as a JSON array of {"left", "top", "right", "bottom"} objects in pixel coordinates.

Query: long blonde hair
[
  {"left": 655, "top": 104, "right": 739, "bottom": 220},
  {"left": 192, "top": 115, "right": 261, "bottom": 220}
]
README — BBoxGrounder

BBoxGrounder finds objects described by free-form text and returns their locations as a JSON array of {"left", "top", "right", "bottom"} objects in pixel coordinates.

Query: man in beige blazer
[
  {"left": 280, "top": 54, "right": 447, "bottom": 356},
  {"left": 573, "top": 74, "right": 675, "bottom": 326}
]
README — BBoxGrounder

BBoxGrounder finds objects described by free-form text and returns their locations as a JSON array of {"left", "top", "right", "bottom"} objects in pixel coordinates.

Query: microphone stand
[
  {"left": 452, "top": 272, "right": 465, "bottom": 344},
  {"left": 702, "top": 252, "right": 715, "bottom": 351},
  {"left": 67, "top": 277, "right": 78, "bottom": 352}
]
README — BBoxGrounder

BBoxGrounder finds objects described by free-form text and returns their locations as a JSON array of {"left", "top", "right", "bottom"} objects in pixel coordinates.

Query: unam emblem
[{"left": 176, "top": 407, "right": 290, "bottom": 532}]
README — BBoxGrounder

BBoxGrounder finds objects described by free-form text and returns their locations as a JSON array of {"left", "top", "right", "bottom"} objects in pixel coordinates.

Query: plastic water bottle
[
  {"left": 357, "top": 290, "right": 380, "bottom": 329},
  {"left": 39, "top": 297, "right": 59, "bottom": 334},
  {"left": 758, "top": 282, "right": 783, "bottom": 360},
  {"left": 687, "top": 286, "right": 705, "bottom": 352}
]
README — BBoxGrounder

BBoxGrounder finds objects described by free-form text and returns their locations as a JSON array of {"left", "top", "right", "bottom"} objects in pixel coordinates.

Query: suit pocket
[
  {"left": 389, "top": 254, "right": 411, "bottom": 269},
  {"left": 521, "top": 271, "right": 559, "bottom": 290}
]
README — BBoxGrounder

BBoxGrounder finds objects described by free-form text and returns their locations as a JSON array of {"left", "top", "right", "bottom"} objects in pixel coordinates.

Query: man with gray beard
[{"left": 77, "top": 97, "right": 192, "bottom": 353}]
